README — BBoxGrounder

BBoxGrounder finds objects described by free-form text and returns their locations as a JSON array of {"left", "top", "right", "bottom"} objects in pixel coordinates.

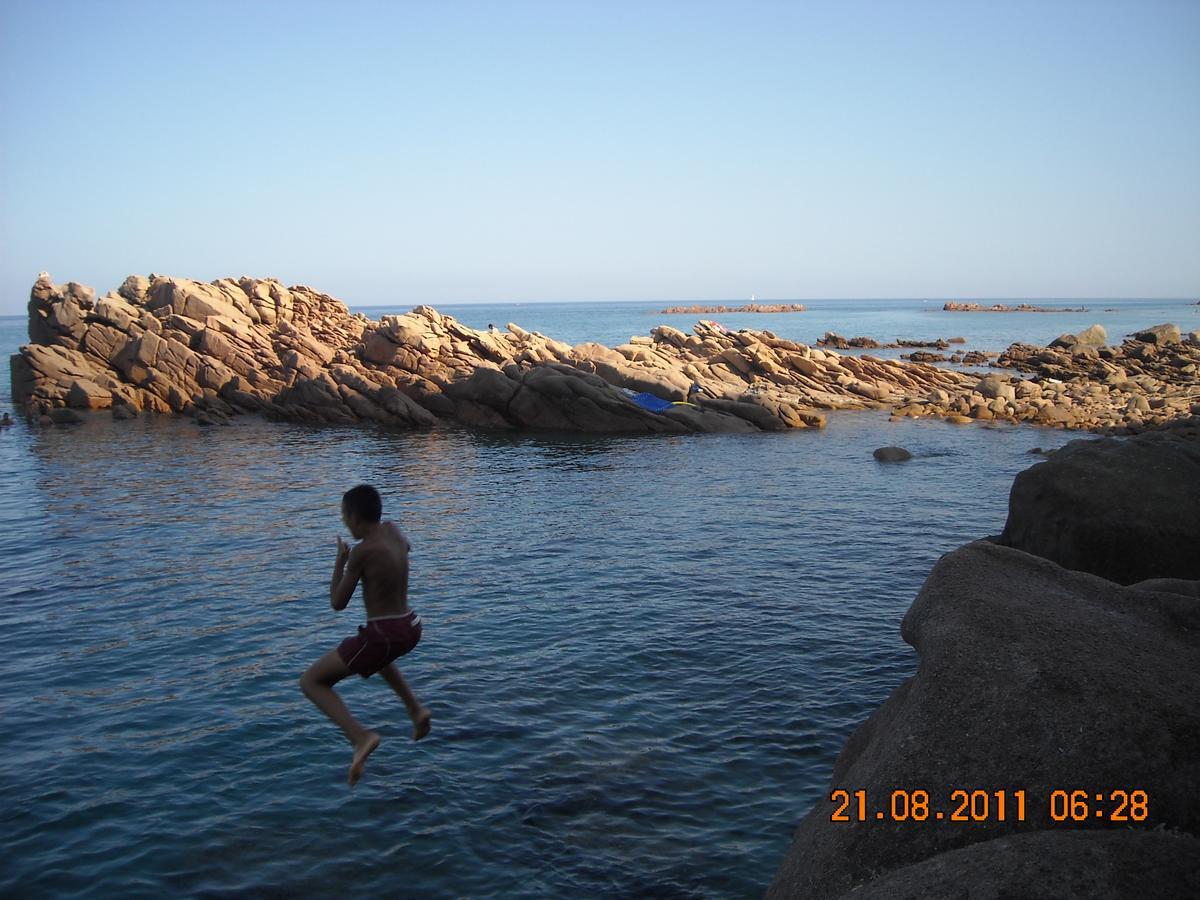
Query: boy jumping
[{"left": 300, "top": 484, "right": 432, "bottom": 785}]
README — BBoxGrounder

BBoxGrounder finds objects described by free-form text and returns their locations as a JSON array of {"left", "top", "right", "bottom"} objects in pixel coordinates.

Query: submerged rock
[
  {"left": 872, "top": 446, "right": 912, "bottom": 462},
  {"left": 47, "top": 407, "right": 84, "bottom": 424}
]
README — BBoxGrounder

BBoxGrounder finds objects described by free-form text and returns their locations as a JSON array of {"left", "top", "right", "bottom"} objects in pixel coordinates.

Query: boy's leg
[
  {"left": 300, "top": 649, "right": 380, "bottom": 785},
  {"left": 379, "top": 662, "right": 432, "bottom": 741}
]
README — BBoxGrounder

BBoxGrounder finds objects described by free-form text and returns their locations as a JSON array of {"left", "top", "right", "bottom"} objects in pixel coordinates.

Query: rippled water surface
[{"left": 0, "top": 302, "right": 1155, "bottom": 897}]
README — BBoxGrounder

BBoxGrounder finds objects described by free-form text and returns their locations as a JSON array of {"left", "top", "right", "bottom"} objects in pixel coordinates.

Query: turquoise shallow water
[{"left": 0, "top": 298, "right": 1193, "bottom": 897}]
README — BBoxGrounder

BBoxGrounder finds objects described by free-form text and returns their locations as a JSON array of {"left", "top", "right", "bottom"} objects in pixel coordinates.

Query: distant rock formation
[
  {"left": 817, "top": 333, "right": 963, "bottom": 351},
  {"left": 10, "top": 273, "right": 971, "bottom": 433},
  {"left": 768, "top": 422, "right": 1200, "bottom": 898},
  {"left": 943, "top": 301, "right": 1089, "bottom": 312},
  {"left": 659, "top": 303, "right": 806, "bottom": 314}
]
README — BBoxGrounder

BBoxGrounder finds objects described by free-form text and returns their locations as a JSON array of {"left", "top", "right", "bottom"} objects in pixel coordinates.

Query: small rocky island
[
  {"left": 943, "top": 301, "right": 1090, "bottom": 312},
  {"left": 10, "top": 273, "right": 1199, "bottom": 434},
  {"left": 768, "top": 418, "right": 1200, "bottom": 898},
  {"left": 659, "top": 303, "right": 807, "bottom": 314}
]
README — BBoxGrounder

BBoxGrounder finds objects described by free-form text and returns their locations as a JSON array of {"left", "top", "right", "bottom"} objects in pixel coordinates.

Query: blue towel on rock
[{"left": 630, "top": 392, "right": 675, "bottom": 413}]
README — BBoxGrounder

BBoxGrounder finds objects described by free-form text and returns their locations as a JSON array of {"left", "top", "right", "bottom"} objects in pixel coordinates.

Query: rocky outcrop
[
  {"left": 768, "top": 425, "right": 1200, "bottom": 898},
  {"left": 998, "top": 418, "right": 1200, "bottom": 584},
  {"left": 11, "top": 273, "right": 983, "bottom": 433},
  {"left": 993, "top": 325, "right": 1200, "bottom": 432},
  {"left": 13, "top": 273, "right": 1198, "bottom": 435}
]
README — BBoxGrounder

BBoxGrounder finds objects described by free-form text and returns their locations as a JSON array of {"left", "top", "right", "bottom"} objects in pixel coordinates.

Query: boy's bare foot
[
  {"left": 348, "top": 731, "right": 381, "bottom": 786},
  {"left": 412, "top": 707, "right": 432, "bottom": 741}
]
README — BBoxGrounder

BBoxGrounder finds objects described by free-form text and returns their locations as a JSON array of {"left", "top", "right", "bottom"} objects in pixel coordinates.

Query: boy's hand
[{"left": 336, "top": 536, "right": 350, "bottom": 565}]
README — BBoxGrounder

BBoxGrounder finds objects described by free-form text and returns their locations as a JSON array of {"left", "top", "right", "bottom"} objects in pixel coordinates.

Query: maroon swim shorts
[{"left": 337, "top": 611, "right": 422, "bottom": 678}]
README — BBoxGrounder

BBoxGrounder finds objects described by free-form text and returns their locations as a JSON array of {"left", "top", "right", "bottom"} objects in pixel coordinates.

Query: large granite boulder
[
  {"left": 1133, "top": 323, "right": 1182, "bottom": 345},
  {"left": 1074, "top": 323, "right": 1107, "bottom": 347},
  {"left": 975, "top": 374, "right": 1016, "bottom": 401},
  {"left": 1050, "top": 324, "right": 1107, "bottom": 351},
  {"left": 998, "top": 422, "right": 1200, "bottom": 584},
  {"left": 767, "top": 540, "right": 1200, "bottom": 899}
]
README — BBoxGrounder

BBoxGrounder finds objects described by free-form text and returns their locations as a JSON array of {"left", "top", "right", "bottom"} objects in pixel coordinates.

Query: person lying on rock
[{"left": 300, "top": 484, "right": 432, "bottom": 786}]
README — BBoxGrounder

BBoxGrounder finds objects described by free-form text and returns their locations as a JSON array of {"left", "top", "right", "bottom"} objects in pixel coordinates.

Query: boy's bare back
[{"left": 349, "top": 521, "right": 411, "bottom": 619}]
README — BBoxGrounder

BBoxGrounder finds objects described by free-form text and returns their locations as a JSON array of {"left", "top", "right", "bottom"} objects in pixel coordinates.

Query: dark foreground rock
[
  {"left": 845, "top": 830, "right": 1200, "bottom": 900},
  {"left": 998, "top": 418, "right": 1200, "bottom": 584},
  {"left": 767, "top": 540, "right": 1200, "bottom": 898}
]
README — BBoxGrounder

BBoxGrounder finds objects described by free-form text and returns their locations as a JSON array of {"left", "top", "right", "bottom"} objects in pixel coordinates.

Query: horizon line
[{"left": 349, "top": 295, "right": 1199, "bottom": 308}]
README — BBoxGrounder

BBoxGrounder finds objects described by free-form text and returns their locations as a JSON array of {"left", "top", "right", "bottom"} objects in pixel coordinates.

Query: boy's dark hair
[{"left": 342, "top": 484, "right": 382, "bottom": 523}]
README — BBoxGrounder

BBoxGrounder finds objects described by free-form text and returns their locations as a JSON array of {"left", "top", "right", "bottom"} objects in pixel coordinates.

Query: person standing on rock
[{"left": 300, "top": 484, "right": 432, "bottom": 785}]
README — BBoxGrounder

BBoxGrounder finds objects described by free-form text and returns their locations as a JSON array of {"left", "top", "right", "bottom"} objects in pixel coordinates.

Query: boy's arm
[{"left": 330, "top": 540, "right": 365, "bottom": 611}]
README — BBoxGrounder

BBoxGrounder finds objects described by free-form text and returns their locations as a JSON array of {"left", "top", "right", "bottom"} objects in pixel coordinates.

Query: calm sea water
[
  {"left": 398, "top": 296, "right": 1198, "bottom": 360},
  {"left": 1, "top": 298, "right": 1194, "bottom": 898}
]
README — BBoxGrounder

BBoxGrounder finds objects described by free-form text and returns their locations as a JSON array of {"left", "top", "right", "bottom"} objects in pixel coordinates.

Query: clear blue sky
[{"left": 1, "top": 0, "right": 1197, "bottom": 312}]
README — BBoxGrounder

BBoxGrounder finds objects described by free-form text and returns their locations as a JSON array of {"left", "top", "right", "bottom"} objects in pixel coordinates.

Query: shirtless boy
[{"left": 300, "top": 484, "right": 432, "bottom": 785}]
